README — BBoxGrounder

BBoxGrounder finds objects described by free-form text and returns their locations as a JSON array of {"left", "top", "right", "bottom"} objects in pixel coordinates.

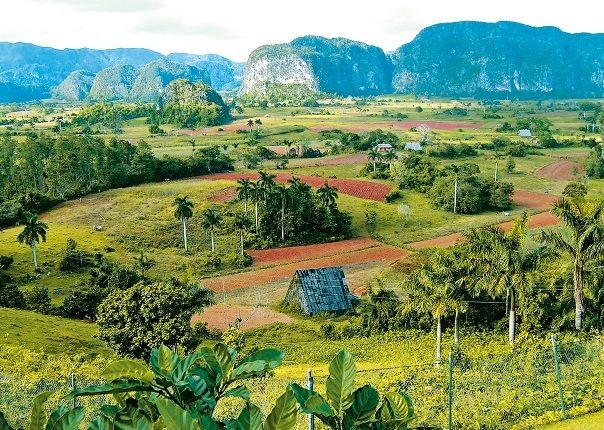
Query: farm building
[
  {"left": 375, "top": 143, "right": 394, "bottom": 152},
  {"left": 284, "top": 267, "right": 358, "bottom": 315},
  {"left": 404, "top": 141, "right": 423, "bottom": 151},
  {"left": 519, "top": 129, "right": 532, "bottom": 138}
]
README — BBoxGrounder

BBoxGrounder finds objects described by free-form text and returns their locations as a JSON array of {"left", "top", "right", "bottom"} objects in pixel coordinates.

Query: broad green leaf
[
  {"left": 29, "top": 391, "right": 52, "bottom": 430},
  {"left": 101, "top": 360, "right": 155, "bottom": 384},
  {"left": 224, "top": 385, "right": 250, "bottom": 401},
  {"left": 213, "top": 343, "right": 234, "bottom": 379},
  {"left": 290, "top": 384, "right": 334, "bottom": 418},
  {"left": 232, "top": 349, "right": 284, "bottom": 380},
  {"left": 66, "top": 380, "right": 157, "bottom": 399},
  {"left": 45, "top": 406, "right": 69, "bottom": 430},
  {"left": 171, "top": 351, "right": 205, "bottom": 382},
  {"left": 263, "top": 388, "right": 297, "bottom": 430},
  {"left": 88, "top": 416, "right": 113, "bottom": 430},
  {"left": 196, "top": 348, "right": 222, "bottom": 385},
  {"left": 326, "top": 349, "right": 356, "bottom": 415},
  {"left": 233, "top": 404, "right": 263, "bottom": 430},
  {"left": 343, "top": 385, "right": 379, "bottom": 428},
  {"left": 198, "top": 413, "right": 221, "bottom": 430},
  {"left": 45, "top": 407, "right": 85, "bottom": 430},
  {"left": 187, "top": 373, "right": 209, "bottom": 397},
  {"left": 150, "top": 345, "right": 178, "bottom": 377},
  {"left": 151, "top": 417, "right": 164, "bottom": 430},
  {"left": 378, "top": 392, "right": 414, "bottom": 426},
  {"left": 0, "top": 411, "right": 14, "bottom": 430},
  {"left": 155, "top": 398, "right": 199, "bottom": 430}
]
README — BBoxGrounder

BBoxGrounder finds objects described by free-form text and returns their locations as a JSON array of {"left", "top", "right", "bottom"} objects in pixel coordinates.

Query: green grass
[
  {"left": 0, "top": 307, "right": 110, "bottom": 356},
  {"left": 539, "top": 410, "right": 604, "bottom": 429}
]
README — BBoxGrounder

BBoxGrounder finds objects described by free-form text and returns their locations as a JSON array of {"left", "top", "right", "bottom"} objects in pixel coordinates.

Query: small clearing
[
  {"left": 536, "top": 161, "right": 585, "bottom": 181},
  {"left": 192, "top": 305, "right": 293, "bottom": 330}
]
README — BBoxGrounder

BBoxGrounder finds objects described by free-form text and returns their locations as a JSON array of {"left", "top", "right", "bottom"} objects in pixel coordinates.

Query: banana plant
[
  {"left": 290, "top": 350, "right": 415, "bottom": 430},
  {"left": 66, "top": 342, "right": 291, "bottom": 429},
  {"left": 0, "top": 392, "right": 85, "bottom": 430}
]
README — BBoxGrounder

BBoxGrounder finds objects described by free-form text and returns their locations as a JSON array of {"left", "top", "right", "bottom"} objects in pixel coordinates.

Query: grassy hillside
[{"left": 0, "top": 307, "right": 110, "bottom": 356}]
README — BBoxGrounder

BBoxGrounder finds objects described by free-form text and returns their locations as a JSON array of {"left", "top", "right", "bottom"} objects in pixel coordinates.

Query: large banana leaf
[
  {"left": 29, "top": 391, "right": 52, "bottom": 430},
  {"left": 101, "top": 360, "right": 155, "bottom": 384},
  {"left": 231, "top": 349, "right": 285, "bottom": 380},
  {"left": 343, "top": 385, "right": 379, "bottom": 429},
  {"left": 377, "top": 392, "right": 414, "bottom": 428},
  {"left": 326, "top": 349, "right": 356, "bottom": 416},
  {"left": 290, "top": 383, "right": 336, "bottom": 428},
  {"left": 149, "top": 345, "right": 179, "bottom": 378},
  {"left": 155, "top": 398, "right": 199, "bottom": 430},
  {"left": 263, "top": 388, "right": 297, "bottom": 430},
  {"left": 229, "top": 404, "right": 264, "bottom": 430}
]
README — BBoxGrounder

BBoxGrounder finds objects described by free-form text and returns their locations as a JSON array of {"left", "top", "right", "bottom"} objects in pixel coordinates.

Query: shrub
[
  {"left": 0, "top": 256, "right": 13, "bottom": 270},
  {"left": 385, "top": 189, "right": 402, "bottom": 203},
  {"left": 0, "top": 282, "right": 26, "bottom": 309},
  {"left": 58, "top": 288, "right": 105, "bottom": 320},
  {"left": 24, "top": 285, "right": 53, "bottom": 314}
]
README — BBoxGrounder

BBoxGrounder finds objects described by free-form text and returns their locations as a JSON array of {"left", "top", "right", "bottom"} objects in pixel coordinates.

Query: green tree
[
  {"left": 173, "top": 196, "right": 194, "bottom": 251},
  {"left": 563, "top": 181, "right": 588, "bottom": 202},
  {"left": 274, "top": 184, "right": 290, "bottom": 241},
  {"left": 506, "top": 156, "right": 516, "bottom": 174},
  {"left": 96, "top": 280, "right": 213, "bottom": 358},
  {"left": 367, "top": 148, "right": 380, "bottom": 172},
  {"left": 317, "top": 182, "right": 339, "bottom": 209},
  {"left": 466, "top": 214, "right": 542, "bottom": 344},
  {"left": 257, "top": 170, "right": 277, "bottom": 202},
  {"left": 234, "top": 213, "right": 251, "bottom": 255},
  {"left": 250, "top": 181, "right": 262, "bottom": 233},
  {"left": 17, "top": 214, "right": 47, "bottom": 270},
  {"left": 201, "top": 208, "right": 222, "bottom": 252},
  {"left": 539, "top": 199, "right": 604, "bottom": 330},
  {"left": 134, "top": 250, "right": 155, "bottom": 277},
  {"left": 24, "top": 285, "right": 53, "bottom": 314},
  {"left": 382, "top": 150, "right": 398, "bottom": 171},
  {"left": 236, "top": 178, "right": 253, "bottom": 215},
  {"left": 247, "top": 119, "right": 254, "bottom": 133}
]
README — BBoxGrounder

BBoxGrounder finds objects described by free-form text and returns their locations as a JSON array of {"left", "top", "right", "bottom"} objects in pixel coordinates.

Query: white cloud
[{"left": 0, "top": 0, "right": 602, "bottom": 61}]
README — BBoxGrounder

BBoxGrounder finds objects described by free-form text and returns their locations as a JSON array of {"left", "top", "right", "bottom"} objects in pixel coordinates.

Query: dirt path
[
  {"left": 192, "top": 305, "right": 292, "bottom": 330},
  {"left": 202, "top": 173, "right": 392, "bottom": 201},
  {"left": 536, "top": 161, "right": 585, "bottom": 181}
]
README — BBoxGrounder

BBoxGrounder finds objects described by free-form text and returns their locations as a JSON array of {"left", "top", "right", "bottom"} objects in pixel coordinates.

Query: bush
[
  {"left": 24, "top": 285, "right": 53, "bottom": 314},
  {"left": 0, "top": 282, "right": 26, "bottom": 309},
  {"left": 563, "top": 181, "right": 588, "bottom": 201},
  {"left": 222, "top": 251, "right": 252, "bottom": 269},
  {"left": 0, "top": 256, "right": 13, "bottom": 270},
  {"left": 58, "top": 239, "right": 94, "bottom": 272},
  {"left": 385, "top": 189, "right": 402, "bottom": 203},
  {"left": 58, "top": 288, "right": 105, "bottom": 321}
]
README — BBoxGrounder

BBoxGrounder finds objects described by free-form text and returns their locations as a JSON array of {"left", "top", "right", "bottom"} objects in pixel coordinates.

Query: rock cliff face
[
  {"left": 167, "top": 53, "right": 244, "bottom": 90},
  {"left": 392, "top": 21, "right": 604, "bottom": 98},
  {"left": 51, "top": 70, "right": 95, "bottom": 101},
  {"left": 87, "top": 65, "right": 137, "bottom": 101},
  {"left": 239, "top": 36, "right": 393, "bottom": 96}
]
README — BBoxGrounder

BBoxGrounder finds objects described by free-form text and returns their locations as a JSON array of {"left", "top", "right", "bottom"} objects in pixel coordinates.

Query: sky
[{"left": 1, "top": 0, "right": 602, "bottom": 62}]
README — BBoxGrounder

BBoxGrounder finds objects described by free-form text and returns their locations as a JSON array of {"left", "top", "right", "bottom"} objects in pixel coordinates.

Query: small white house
[
  {"left": 375, "top": 143, "right": 393, "bottom": 152},
  {"left": 404, "top": 141, "right": 424, "bottom": 152},
  {"left": 519, "top": 129, "right": 532, "bottom": 138}
]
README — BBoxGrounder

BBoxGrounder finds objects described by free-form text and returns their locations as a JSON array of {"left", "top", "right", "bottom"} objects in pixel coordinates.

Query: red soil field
[
  {"left": 512, "top": 190, "right": 558, "bottom": 210},
  {"left": 310, "top": 120, "right": 482, "bottom": 133},
  {"left": 201, "top": 245, "right": 407, "bottom": 292},
  {"left": 209, "top": 187, "right": 236, "bottom": 202},
  {"left": 192, "top": 305, "right": 292, "bottom": 330},
  {"left": 248, "top": 237, "right": 381, "bottom": 267},
  {"left": 202, "top": 173, "right": 392, "bottom": 201},
  {"left": 536, "top": 161, "right": 585, "bottom": 181}
]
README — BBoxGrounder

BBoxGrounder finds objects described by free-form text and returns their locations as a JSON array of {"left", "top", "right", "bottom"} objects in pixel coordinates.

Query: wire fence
[{"left": 0, "top": 335, "right": 601, "bottom": 429}]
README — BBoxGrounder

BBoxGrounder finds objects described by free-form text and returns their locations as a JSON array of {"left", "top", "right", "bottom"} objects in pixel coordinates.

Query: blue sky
[{"left": 1, "top": 0, "right": 602, "bottom": 61}]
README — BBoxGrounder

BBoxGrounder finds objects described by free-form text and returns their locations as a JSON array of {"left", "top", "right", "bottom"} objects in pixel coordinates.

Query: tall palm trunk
[
  {"left": 31, "top": 240, "right": 38, "bottom": 270},
  {"left": 254, "top": 201, "right": 259, "bottom": 232},
  {"left": 436, "top": 313, "right": 442, "bottom": 365},
  {"left": 281, "top": 198, "right": 285, "bottom": 241},
  {"left": 574, "top": 258, "right": 585, "bottom": 330},
  {"left": 240, "top": 231, "right": 244, "bottom": 255},
  {"left": 454, "top": 309, "right": 459, "bottom": 345},
  {"left": 373, "top": 160, "right": 376, "bottom": 172},
  {"left": 509, "top": 288, "right": 516, "bottom": 345},
  {"left": 244, "top": 199, "right": 248, "bottom": 215},
  {"left": 210, "top": 228, "right": 215, "bottom": 252},
  {"left": 182, "top": 218, "right": 189, "bottom": 251}
]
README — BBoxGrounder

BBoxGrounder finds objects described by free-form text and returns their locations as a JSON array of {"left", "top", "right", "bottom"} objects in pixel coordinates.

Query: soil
[
  {"left": 535, "top": 161, "right": 585, "bottom": 181},
  {"left": 192, "top": 305, "right": 293, "bottom": 330},
  {"left": 209, "top": 187, "right": 236, "bottom": 203},
  {"left": 310, "top": 120, "right": 482, "bottom": 133}
]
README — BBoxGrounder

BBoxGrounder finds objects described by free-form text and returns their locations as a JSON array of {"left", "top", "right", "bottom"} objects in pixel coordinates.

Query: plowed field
[
  {"left": 536, "top": 161, "right": 585, "bottom": 181},
  {"left": 192, "top": 305, "right": 293, "bottom": 330}
]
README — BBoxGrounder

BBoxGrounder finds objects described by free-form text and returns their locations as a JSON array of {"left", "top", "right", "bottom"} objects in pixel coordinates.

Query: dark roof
[{"left": 288, "top": 267, "right": 357, "bottom": 315}]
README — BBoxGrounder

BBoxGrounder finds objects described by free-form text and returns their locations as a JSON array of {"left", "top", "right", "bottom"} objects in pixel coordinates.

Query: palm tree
[
  {"left": 403, "top": 254, "right": 465, "bottom": 364},
  {"left": 367, "top": 148, "right": 380, "bottom": 172},
  {"left": 288, "top": 176, "right": 311, "bottom": 194},
  {"left": 317, "top": 181, "right": 338, "bottom": 209},
  {"left": 134, "top": 250, "right": 155, "bottom": 277},
  {"left": 234, "top": 213, "right": 251, "bottom": 255},
  {"left": 539, "top": 199, "right": 604, "bottom": 330},
  {"left": 246, "top": 119, "right": 254, "bottom": 133},
  {"left": 236, "top": 178, "right": 253, "bottom": 215},
  {"left": 465, "top": 213, "right": 543, "bottom": 344},
  {"left": 17, "top": 214, "right": 47, "bottom": 270},
  {"left": 202, "top": 208, "right": 222, "bottom": 252},
  {"left": 173, "top": 196, "right": 194, "bottom": 251},
  {"left": 383, "top": 150, "right": 398, "bottom": 171},
  {"left": 257, "top": 171, "right": 276, "bottom": 200},
  {"left": 274, "top": 185, "right": 290, "bottom": 241},
  {"left": 250, "top": 181, "right": 261, "bottom": 232},
  {"left": 254, "top": 119, "right": 262, "bottom": 131}
]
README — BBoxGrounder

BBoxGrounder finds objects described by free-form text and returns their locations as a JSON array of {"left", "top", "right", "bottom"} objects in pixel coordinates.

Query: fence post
[
  {"left": 307, "top": 369, "right": 315, "bottom": 430},
  {"left": 70, "top": 373, "right": 76, "bottom": 409},
  {"left": 550, "top": 335, "right": 568, "bottom": 420},
  {"left": 448, "top": 351, "right": 453, "bottom": 430}
]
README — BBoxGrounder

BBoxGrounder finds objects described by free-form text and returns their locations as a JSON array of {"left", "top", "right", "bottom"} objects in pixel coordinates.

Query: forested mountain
[
  {"left": 391, "top": 21, "right": 604, "bottom": 98},
  {"left": 239, "top": 36, "right": 393, "bottom": 97}
]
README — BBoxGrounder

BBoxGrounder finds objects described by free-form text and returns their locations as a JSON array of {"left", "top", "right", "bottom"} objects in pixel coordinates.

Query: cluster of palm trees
[
  {"left": 173, "top": 196, "right": 223, "bottom": 253},
  {"left": 403, "top": 198, "right": 604, "bottom": 363},
  {"left": 236, "top": 172, "right": 339, "bottom": 242},
  {"left": 367, "top": 148, "right": 398, "bottom": 172},
  {"left": 246, "top": 119, "right": 262, "bottom": 133}
]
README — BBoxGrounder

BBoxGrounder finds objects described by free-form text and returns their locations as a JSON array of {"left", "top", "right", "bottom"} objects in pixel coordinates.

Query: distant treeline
[{"left": 0, "top": 133, "right": 233, "bottom": 227}]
